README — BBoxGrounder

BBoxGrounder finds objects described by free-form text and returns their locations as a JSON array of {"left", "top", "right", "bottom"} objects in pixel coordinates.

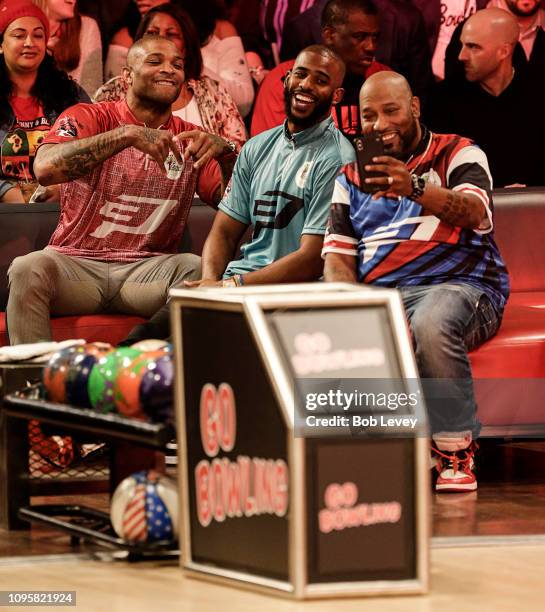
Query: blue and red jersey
[{"left": 322, "top": 130, "right": 510, "bottom": 312}]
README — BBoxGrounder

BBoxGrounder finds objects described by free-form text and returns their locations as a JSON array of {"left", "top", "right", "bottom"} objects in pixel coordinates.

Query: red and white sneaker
[{"left": 431, "top": 435, "right": 478, "bottom": 493}]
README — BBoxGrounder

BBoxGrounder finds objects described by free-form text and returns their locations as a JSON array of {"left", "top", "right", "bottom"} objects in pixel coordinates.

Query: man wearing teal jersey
[
  {"left": 121, "top": 44, "right": 353, "bottom": 343},
  {"left": 188, "top": 44, "right": 355, "bottom": 290}
]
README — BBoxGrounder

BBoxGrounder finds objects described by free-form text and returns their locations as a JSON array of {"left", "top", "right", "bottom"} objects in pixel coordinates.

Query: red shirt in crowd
[
  {"left": 2, "top": 96, "right": 51, "bottom": 182},
  {"left": 41, "top": 99, "right": 221, "bottom": 262},
  {"left": 250, "top": 59, "right": 390, "bottom": 137}
]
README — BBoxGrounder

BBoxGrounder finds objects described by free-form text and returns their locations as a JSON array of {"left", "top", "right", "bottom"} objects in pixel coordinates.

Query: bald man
[
  {"left": 428, "top": 8, "right": 545, "bottom": 187},
  {"left": 323, "top": 71, "right": 509, "bottom": 493},
  {"left": 7, "top": 36, "right": 237, "bottom": 345},
  {"left": 114, "top": 45, "right": 355, "bottom": 343}
]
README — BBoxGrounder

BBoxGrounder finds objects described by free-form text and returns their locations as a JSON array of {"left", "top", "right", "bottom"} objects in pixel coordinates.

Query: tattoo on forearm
[
  {"left": 441, "top": 191, "right": 475, "bottom": 226},
  {"left": 142, "top": 128, "right": 161, "bottom": 146},
  {"left": 43, "top": 126, "right": 129, "bottom": 182}
]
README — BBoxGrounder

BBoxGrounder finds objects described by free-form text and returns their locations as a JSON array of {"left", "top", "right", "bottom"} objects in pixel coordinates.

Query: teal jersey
[{"left": 219, "top": 116, "right": 355, "bottom": 277}]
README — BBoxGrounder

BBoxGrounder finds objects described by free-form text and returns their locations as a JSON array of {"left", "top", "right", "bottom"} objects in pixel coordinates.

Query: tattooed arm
[
  {"left": 34, "top": 125, "right": 183, "bottom": 186},
  {"left": 363, "top": 155, "right": 486, "bottom": 229},
  {"left": 414, "top": 185, "right": 485, "bottom": 229}
]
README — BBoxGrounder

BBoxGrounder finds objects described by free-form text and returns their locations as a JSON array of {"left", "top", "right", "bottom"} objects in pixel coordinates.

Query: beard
[
  {"left": 132, "top": 81, "right": 180, "bottom": 112},
  {"left": 283, "top": 87, "right": 334, "bottom": 130},
  {"left": 391, "top": 117, "right": 419, "bottom": 160},
  {"left": 506, "top": 1, "right": 540, "bottom": 17}
]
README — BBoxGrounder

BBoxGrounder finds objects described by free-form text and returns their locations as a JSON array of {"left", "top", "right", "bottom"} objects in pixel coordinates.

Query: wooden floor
[
  {"left": 3, "top": 440, "right": 545, "bottom": 559},
  {"left": 1, "top": 544, "right": 545, "bottom": 611},
  {"left": 1, "top": 440, "right": 545, "bottom": 611}
]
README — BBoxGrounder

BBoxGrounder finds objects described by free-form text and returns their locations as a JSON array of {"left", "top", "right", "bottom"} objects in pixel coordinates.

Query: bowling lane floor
[
  {"left": 2, "top": 440, "right": 545, "bottom": 558},
  {"left": 1, "top": 544, "right": 545, "bottom": 611}
]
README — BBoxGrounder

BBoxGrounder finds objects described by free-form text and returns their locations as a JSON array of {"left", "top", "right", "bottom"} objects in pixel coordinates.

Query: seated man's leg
[
  {"left": 7, "top": 250, "right": 106, "bottom": 344},
  {"left": 110, "top": 253, "right": 201, "bottom": 344},
  {"left": 401, "top": 283, "right": 501, "bottom": 491}
]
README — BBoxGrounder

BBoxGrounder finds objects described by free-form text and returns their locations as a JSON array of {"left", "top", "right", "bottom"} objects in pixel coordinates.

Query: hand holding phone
[{"left": 353, "top": 131, "right": 387, "bottom": 194}]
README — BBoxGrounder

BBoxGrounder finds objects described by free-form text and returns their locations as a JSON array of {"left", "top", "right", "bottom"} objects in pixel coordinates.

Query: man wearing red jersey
[{"left": 7, "top": 36, "right": 236, "bottom": 345}]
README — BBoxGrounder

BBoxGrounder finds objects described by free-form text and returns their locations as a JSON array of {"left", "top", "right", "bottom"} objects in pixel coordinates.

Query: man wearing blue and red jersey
[{"left": 322, "top": 71, "right": 509, "bottom": 493}]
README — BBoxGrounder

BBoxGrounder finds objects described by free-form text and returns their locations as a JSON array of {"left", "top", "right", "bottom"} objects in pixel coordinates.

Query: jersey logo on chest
[{"left": 252, "top": 190, "right": 304, "bottom": 239}]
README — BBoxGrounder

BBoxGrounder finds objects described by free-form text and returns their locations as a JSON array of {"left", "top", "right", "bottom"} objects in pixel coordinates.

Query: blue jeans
[{"left": 400, "top": 283, "right": 502, "bottom": 438}]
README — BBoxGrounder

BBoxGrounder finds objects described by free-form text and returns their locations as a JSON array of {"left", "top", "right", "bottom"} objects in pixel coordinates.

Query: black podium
[{"left": 171, "top": 284, "right": 429, "bottom": 599}]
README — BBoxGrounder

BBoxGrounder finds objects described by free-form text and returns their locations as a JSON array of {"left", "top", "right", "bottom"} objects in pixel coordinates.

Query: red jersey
[{"left": 41, "top": 99, "right": 221, "bottom": 262}]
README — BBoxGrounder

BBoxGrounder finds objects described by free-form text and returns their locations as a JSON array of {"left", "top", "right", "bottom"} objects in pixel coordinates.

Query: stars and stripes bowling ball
[
  {"left": 64, "top": 343, "right": 113, "bottom": 408},
  {"left": 43, "top": 344, "right": 87, "bottom": 403},
  {"left": 87, "top": 347, "right": 141, "bottom": 413},
  {"left": 140, "top": 354, "right": 174, "bottom": 424},
  {"left": 110, "top": 470, "right": 178, "bottom": 544},
  {"left": 114, "top": 349, "right": 170, "bottom": 419}
]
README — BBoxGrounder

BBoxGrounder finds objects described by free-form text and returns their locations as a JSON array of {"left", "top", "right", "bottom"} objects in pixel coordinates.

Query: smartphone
[{"left": 353, "top": 132, "right": 386, "bottom": 193}]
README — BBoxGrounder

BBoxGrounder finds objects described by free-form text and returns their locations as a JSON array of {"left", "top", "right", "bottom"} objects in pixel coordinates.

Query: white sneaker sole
[{"left": 436, "top": 481, "right": 478, "bottom": 492}]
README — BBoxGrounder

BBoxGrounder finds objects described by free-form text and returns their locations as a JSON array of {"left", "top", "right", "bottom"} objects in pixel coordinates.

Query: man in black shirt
[{"left": 428, "top": 8, "right": 545, "bottom": 188}]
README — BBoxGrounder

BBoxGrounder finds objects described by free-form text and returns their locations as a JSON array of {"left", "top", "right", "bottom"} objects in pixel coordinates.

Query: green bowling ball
[{"left": 87, "top": 347, "right": 141, "bottom": 413}]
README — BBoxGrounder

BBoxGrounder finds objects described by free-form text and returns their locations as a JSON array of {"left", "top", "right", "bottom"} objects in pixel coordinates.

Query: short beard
[
  {"left": 506, "top": 1, "right": 540, "bottom": 17},
  {"left": 132, "top": 84, "right": 179, "bottom": 114},
  {"left": 283, "top": 87, "right": 333, "bottom": 130},
  {"left": 392, "top": 118, "right": 419, "bottom": 160}
]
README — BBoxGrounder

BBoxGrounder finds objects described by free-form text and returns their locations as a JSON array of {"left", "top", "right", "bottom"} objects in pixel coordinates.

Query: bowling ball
[
  {"left": 130, "top": 339, "right": 170, "bottom": 352},
  {"left": 87, "top": 347, "right": 141, "bottom": 413},
  {"left": 43, "top": 344, "right": 86, "bottom": 403},
  {"left": 65, "top": 343, "right": 113, "bottom": 408},
  {"left": 114, "top": 349, "right": 169, "bottom": 419},
  {"left": 140, "top": 354, "right": 174, "bottom": 424},
  {"left": 110, "top": 470, "right": 178, "bottom": 543}
]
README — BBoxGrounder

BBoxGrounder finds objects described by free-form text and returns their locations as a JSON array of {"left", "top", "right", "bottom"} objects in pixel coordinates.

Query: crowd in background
[{"left": 1, "top": 0, "right": 545, "bottom": 202}]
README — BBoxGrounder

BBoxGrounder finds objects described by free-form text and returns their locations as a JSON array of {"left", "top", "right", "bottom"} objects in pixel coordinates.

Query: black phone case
[{"left": 354, "top": 133, "right": 386, "bottom": 193}]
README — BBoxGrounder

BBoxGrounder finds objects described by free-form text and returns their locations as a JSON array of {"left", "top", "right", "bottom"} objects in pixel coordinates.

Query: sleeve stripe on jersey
[
  {"left": 332, "top": 178, "right": 350, "bottom": 205},
  {"left": 452, "top": 184, "right": 493, "bottom": 233},
  {"left": 322, "top": 245, "right": 359, "bottom": 258},
  {"left": 326, "top": 233, "right": 358, "bottom": 245},
  {"left": 453, "top": 183, "right": 489, "bottom": 206},
  {"left": 446, "top": 145, "right": 492, "bottom": 187},
  {"left": 323, "top": 238, "right": 358, "bottom": 252}
]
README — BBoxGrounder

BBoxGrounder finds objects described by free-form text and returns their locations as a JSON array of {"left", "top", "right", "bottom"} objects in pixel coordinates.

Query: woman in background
[
  {"left": 0, "top": 0, "right": 89, "bottom": 203},
  {"left": 33, "top": 0, "right": 102, "bottom": 97},
  {"left": 96, "top": 3, "right": 246, "bottom": 151},
  {"left": 177, "top": 0, "right": 253, "bottom": 117},
  {"left": 105, "top": 0, "right": 167, "bottom": 80}
]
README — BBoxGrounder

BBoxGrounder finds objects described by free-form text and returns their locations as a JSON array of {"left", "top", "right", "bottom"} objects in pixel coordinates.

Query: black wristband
[{"left": 410, "top": 173, "right": 425, "bottom": 200}]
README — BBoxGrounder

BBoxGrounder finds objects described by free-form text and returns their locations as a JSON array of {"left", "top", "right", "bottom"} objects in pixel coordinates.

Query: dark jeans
[{"left": 401, "top": 283, "right": 502, "bottom": 438}]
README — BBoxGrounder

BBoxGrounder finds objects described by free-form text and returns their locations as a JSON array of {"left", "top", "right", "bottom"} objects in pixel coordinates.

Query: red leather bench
[
  {"left": 0, "top": 201, "right": 217, "bottom": 347},
  {"left": 469, "top": 188, "right": 545, "bottom": 435},
  {"left": 1, "top": 191, "right": 544, "bottom": 435}
]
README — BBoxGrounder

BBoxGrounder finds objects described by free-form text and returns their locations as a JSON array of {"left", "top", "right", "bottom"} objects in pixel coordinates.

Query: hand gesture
[
  {"left": 176, "top": 131, "right": 233, "bottom": 170},
  {"left": 364, "top": 156, "right": 412, "bottom": 200},
  {"left": 129, "top": 126, "right": 183, "bottom": 174}
]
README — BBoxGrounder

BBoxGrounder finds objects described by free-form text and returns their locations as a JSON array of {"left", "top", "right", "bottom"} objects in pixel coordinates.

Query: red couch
[
  {"left": 0, "top": 201, "right": 217, "bottom": 346},
  {"left": 469, "top": 189, "right": 545, "bottom": 435},
  {"left": 1, "top": 191, "right": 543, "bottom": 435}
]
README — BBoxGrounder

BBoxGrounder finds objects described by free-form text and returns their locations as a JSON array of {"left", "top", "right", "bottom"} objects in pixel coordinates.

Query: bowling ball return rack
[{"left": 1, "top": 385, "right": 178, "bottom": 560}]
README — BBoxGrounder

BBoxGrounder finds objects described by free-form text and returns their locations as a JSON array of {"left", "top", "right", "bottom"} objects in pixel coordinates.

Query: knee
[
  {"left": 184, "top": 253, "right": 202, "bottom": 278},
  {"left": 8, "top": 251, "right": 58, "bottom": 291},
  {"left": 171, "top": 253, "right": 202, "bottom": 282},
  {"left": 410, "top": 304, "right": 462, "bottom": 353}
]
